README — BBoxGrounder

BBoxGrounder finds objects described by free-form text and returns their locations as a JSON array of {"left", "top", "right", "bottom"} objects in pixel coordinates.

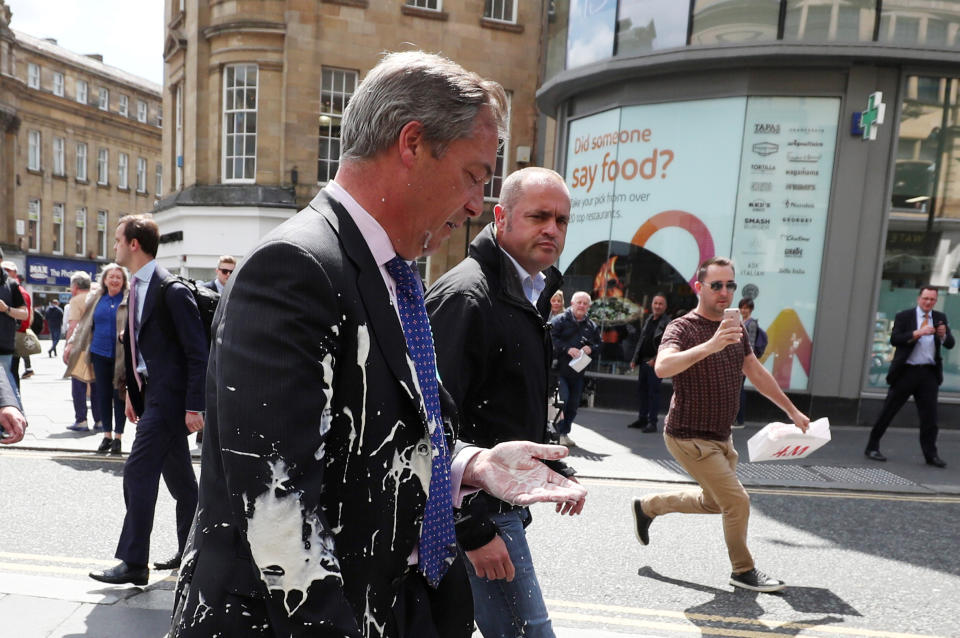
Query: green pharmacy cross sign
[{"left": 853, "top": 92, "right": 886, "bottom": 141}]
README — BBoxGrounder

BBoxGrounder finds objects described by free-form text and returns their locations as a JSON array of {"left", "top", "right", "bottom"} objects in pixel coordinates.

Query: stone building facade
[
  {"left": 160, "top": 0, "right": 547, "bottom": 284},
  {"left": 0, "top": 0, "right": 162, "bottom": 302}
]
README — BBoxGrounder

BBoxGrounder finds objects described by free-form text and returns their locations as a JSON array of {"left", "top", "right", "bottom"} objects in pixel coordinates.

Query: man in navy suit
[
  {"left": 866, "top": 285, "right": 954, "bottom": 467},
  {"left": 89, "top": 214, "right": 208, "bottom": 585},
  {"left": 169, "top": 52, "right": 585, "bottom": 638}
]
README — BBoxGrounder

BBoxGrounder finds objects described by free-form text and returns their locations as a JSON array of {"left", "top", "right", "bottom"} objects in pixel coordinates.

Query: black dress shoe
[
  {"left": 89, "top": 561, "right": 148, "bottom": 586},
  {"left": 926, "top": 456, "right": 947, "bottom": 468},
  {"left": 641, "top": 424, "right": 658, "bottom": 433},
  {"left": 153, "top": 553, "right": 182, "bottom": 570},
  {"left": 627, "top": 420, "right": 645, "bottom": 429},
  {"left": 864, "top": 450, "right": 887, "bottom": 462}
]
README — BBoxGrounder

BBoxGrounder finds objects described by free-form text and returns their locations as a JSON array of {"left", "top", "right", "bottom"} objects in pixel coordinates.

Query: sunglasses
[
  {"left": 218, "top": 268, "right": 234, "bottom": 275},
  {"left": 707, "top": 281, "right": 738, "bottom": 292}
]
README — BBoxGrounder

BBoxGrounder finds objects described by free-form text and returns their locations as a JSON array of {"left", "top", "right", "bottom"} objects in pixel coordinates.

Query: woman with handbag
[{"left": 64, "top": 264, "right": 129, "bottom": 455}]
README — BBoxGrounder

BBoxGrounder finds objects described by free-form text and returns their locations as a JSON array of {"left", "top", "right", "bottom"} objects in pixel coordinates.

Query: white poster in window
[
  {"left": 562, "top": 98, "right": 746, "bottom": 319},
  {"left": 731, "top": 96, "right": 840, "bottom": 391}
]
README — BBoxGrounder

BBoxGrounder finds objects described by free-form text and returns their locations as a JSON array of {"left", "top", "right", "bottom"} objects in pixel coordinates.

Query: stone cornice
[
  {"left": 201, "top": 20, "right": 286, "bottom": 40},
  {"left": 164, "top": 31, "right": 187, "bottom": 62},
  {"left": 15, "top": 89, "right": 162, "bottom": 143},
  {"left": 154, "top": 184, "right": 298, "bottom": 212}
]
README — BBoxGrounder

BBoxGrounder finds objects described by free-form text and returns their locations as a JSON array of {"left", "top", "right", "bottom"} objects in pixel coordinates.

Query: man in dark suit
[
  {"left": 89, "top": 214, "right": 208, "bottom": 586},
  {"left": 169, "top": 51, "right": 585, "bottom": 638},
  {"left": 865, "top": 285, "right": 954, "bottom": 467},
  {"left": 203, "top": 254, "right": 235, "bottom": 294},
  {"left": 628, "top": 294, "right": 669, "bottom": 433}
]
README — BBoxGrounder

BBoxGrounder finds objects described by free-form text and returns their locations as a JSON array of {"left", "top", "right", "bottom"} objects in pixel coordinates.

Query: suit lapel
[
  {"left": 138, "top": 268, "right": 165, "bottom": 329},
  {"left": 310, "top": 193, "right": 425, "bottom": 423}
]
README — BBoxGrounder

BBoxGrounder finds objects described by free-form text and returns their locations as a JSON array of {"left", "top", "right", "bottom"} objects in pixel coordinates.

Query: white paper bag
[
  {"left": 569, "top": 352, "right": 591, "bottom": 373},
  {"left": 747, "top": 417, "right": 830, "bottom": 462}
]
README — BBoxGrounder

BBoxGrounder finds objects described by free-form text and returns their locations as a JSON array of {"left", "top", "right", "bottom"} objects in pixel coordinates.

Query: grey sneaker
[
  {"left": 730, "top": 568, "right": 785, "bottom": 592},
  {"left": 631, "top": 498, "right": 653, "bottom": 545}
]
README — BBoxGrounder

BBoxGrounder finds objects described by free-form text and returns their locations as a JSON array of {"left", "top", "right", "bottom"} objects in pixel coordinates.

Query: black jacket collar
[{"left": 468, "top": 223, "right": 562, "bottom": 320}]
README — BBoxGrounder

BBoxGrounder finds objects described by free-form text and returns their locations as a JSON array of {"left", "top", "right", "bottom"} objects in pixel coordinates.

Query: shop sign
[
  {"left": 26, "top": 256, "right": 98, "bottom": 287},
  {"left": 852, "top": 91, "right": 886, "bottom": 140}
]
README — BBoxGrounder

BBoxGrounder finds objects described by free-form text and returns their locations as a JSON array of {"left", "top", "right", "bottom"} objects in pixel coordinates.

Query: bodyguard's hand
[
  {"left": 0, "top": 406, "right": 26, "bottom": 444},
  {"left": 464, "top": 441, "right": 588, "bottom": 507},
  {"left": 465, "top": 535, "right": 515, "bottom": 582},
  {"left": 62, "top": 344, "right": 71, "bottom": 365},
  {"left": 936, "top": 323, "right": 947, "bottom": 339},
  {"left": 185, "top": 412, "right": 204, "bottom": 433}
]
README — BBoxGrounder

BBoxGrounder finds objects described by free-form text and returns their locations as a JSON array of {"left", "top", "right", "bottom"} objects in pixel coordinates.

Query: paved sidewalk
[
  {"left": 3, "top": 351, "right": 958, "bottom": 636},
  {"left": 14, "top": 352, "right": 202, "bottom": 458}
]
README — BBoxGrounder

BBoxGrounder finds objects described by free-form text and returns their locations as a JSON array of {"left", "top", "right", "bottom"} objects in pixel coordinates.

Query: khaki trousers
[{"left": 641, "top": 434, "right": 753, "bottom": 574}]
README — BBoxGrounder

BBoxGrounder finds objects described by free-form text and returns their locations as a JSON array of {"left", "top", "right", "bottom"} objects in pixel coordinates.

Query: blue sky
[{"left": 7, "top": 0, "right": 164, "bottom": 85}]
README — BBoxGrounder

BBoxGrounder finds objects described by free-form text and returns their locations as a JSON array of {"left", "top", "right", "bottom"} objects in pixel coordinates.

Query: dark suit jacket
[
  {"left": 171, "top": 191, "right": 465, "bottom": 638},
  {"left": 202, "top": 279, "right": 219, "bottom": 293},
  {"left": 122, "top": 264, "right": 207, "bottom": 421},
  {"left": 631, "top": 312, "right": 670, "bottom": 366},
  {"left": 886, "top": 307, "right": 955, "bottom": 386}
]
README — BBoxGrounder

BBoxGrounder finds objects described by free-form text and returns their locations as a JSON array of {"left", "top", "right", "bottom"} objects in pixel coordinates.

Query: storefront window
[
  {"left": 690, "top": 0, "right": 781, "bottom": 45},
  {"left": 562, "top": 95, "right": 840, "bottom": 389},
  {"left": 615, "top": 0, "right": 689, "bottom": 55},
  {"left": 878, "top": 2, "right": 960, "bottom": 48},
  {"left": 870, "top": 75, "right": 960, "bottom": 391},
  {"left": 783, "top": 0, "right": 876, "bottom": 43}
]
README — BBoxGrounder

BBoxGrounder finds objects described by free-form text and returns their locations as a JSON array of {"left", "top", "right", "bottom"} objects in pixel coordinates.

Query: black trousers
[
  {"left": 867, "top": 364, "right": 940, "bottom": 460},
  {"left": 393, "top": 559, "right": 474, "bottom": 638},
  {"left": 115, "top": 386, "right": 198, "bottom": 566}
]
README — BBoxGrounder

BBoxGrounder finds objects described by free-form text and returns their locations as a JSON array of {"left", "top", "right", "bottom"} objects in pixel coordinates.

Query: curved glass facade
[{"left": 545, "top": 0, "right": 960, "bottom": 82}]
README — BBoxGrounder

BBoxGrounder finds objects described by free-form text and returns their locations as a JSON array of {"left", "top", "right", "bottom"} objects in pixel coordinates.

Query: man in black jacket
[
  {"left": 551, "top": 293, "right": 602, "bottom": 446},
  {"left": 865, "top": 285, "right": 954, "bottom": 467},
  {"left": 426, "top": 167, "right": 582, "bottom": 638},
  {"left": 629, "top": 294, "right": 669, "bottom": 432}
]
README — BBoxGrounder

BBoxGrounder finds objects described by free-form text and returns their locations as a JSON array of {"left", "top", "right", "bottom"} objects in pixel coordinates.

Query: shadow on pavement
[
  {"left": 44, "top": 431, "right": 98, "bottom": 440},
  {"left": 750, "top": 495, "right": 960, "bottom": 580},
  {"left": 565, "top": 446, "right": 609, "bottom": 462},
  {"left": 638, "top": 566, "right": 853, "bottom": 635},
  {"left": 59, "top": 604, "right": 171, "bottom": 638},
  {"left": 52, "top": 455, "right": 125, "bottom": 477}
]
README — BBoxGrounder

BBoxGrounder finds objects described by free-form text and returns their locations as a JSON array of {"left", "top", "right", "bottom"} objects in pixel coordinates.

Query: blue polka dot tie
[{"left": 385, "top": 256, "right": 456, "bottom": 588}]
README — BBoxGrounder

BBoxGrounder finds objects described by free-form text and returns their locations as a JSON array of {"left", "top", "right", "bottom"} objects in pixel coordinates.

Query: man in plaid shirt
[{"left": 631, "top": 257, "right": 809, "bottom": 593}]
